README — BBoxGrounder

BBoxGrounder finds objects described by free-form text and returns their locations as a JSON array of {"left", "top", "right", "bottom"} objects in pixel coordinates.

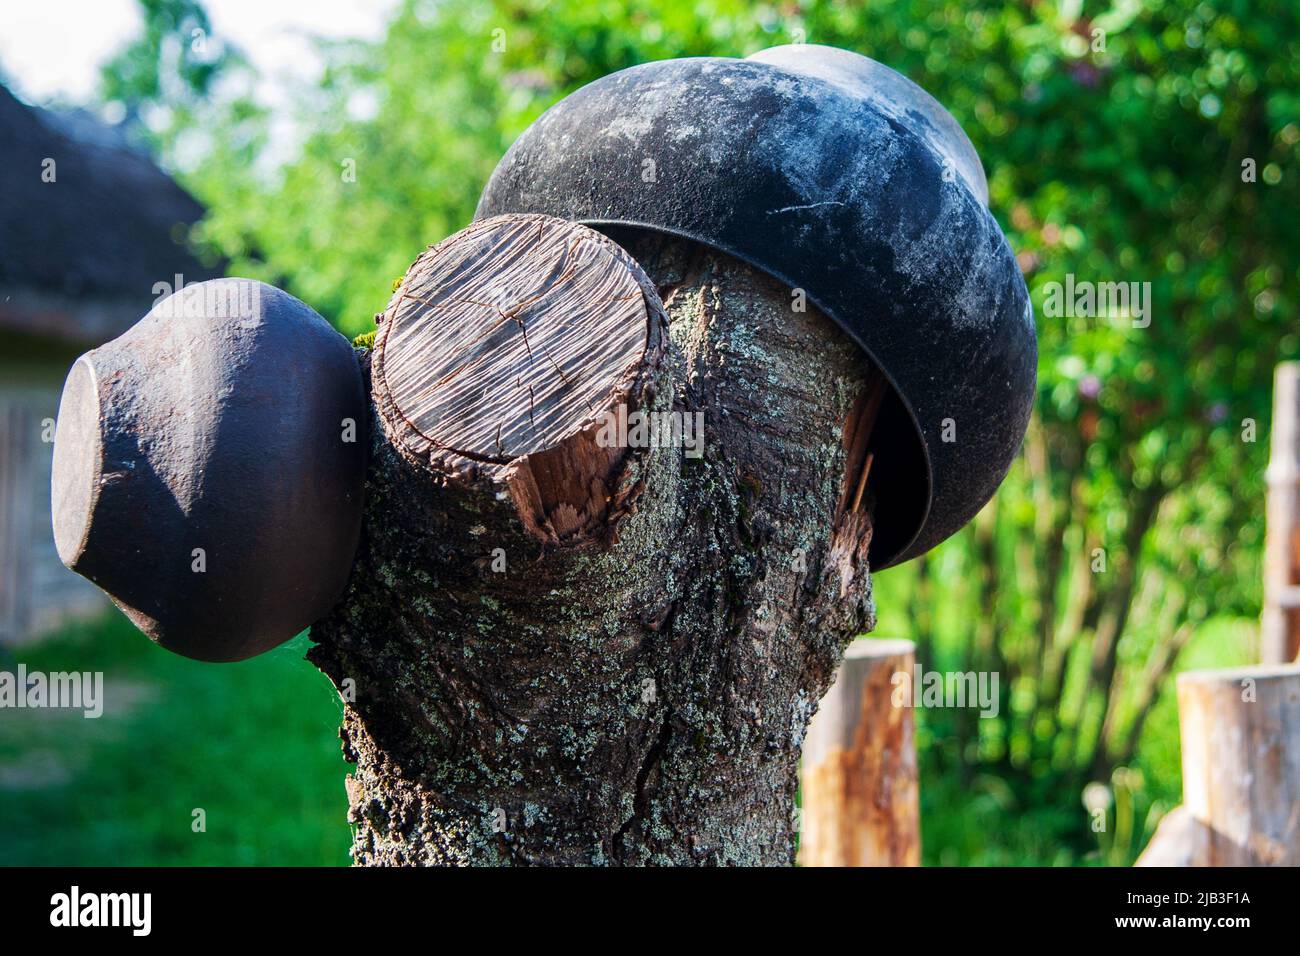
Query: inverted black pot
[{"left": 477, "top": 44, "right": 1037, "bottom": 568}]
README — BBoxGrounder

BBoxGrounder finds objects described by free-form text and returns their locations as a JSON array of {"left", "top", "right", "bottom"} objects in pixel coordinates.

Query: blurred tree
[
  {"left": 100, "top": 0, "right": 237, "bottom": 133},
  {"left": 850, "top": 0, "right": 1299, "bottom": 861},
  {"left": 119, "top": 0, "right": 1299, "bottom": 862}
]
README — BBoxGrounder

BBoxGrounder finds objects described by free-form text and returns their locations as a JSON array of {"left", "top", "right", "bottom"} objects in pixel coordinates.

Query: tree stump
[
  {"left": 799, "top": 638, "right": 920, "bottom": 867},
  {"left": 308, "top": 218, "right": 881, "bottom": 865},
  {"left": 1137, "top": 664, "right": 1300, "bottom": 866}
]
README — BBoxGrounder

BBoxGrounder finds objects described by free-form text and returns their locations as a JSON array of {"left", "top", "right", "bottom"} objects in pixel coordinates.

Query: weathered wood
[
  {"left": 1134, "top": 805, "right": 1196, "bottom": 866},
  {"left": 839, "top": 377, "right": 886, "bottom": 519},
  {"left": 1137, "top": 665, "right": 1300, "bottom": 866},
  {"left": 827, "top": 376, "right": 886, "bottom": 597},
  {"left": 372, "top": 215, "right": 665, "bottom": 546},
  {"left": 310, "top": 228, "right": 879, "bottom": 865},
  {"left": 375, "top": 215, "right": 651, "bottom": 465},
  {"left": 799, "top": 638, "right": 920, "bottom": 867},
  {"left": 1263, "top": 362, "right": 1300, "bottom": 664}
]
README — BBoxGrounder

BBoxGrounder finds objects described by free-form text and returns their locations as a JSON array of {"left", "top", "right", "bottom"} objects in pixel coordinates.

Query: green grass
[
  {"left": 0, "top": 613, "right": 351, "bottom": 866},
  {"left": 911, "top": 615, "right": 1258, "bottom": 866},
  {"left": 0, "top": 608, "right": 1258, "bottom": 867}
]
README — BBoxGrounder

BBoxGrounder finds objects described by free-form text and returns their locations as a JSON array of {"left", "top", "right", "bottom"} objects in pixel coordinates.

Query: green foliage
[
  {"left": 95, "top": 0, "right": 1299, "bottom": 864},
  {"left": 168, "top": 0, "right": 824, "bottom": 335},
  {"left": 99, "top": 0, "right": 237, "bottom": 140},
  {"left": 863, "top": 0, "right": 1298, "bottom": 863},
  {"left": 0, "top": 616, "right": 350, "bottom": 866}
]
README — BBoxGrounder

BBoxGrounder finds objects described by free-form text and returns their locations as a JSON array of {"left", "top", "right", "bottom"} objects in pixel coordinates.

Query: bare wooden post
[
  {"left": 1137, "top": 665, "right": 1300, "bottom": 866},
  {"left": 1263, "top": 362, "right": 1300, "bottom": 664},
  {"left": 799, "top": 638, "right": 920, "bottom": 867}
]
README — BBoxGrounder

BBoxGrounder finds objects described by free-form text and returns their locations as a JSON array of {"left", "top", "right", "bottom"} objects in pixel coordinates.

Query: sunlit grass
[{"left": 0, "top": 614, "right": 351, "bottom": 866}]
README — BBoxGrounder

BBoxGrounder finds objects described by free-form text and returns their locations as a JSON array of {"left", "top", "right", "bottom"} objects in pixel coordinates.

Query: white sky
[{"left": 0, "top": 0, "right": 399, "bottom": 105}]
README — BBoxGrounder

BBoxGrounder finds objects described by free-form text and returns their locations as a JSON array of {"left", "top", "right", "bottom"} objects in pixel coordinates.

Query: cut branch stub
[{"left": 372, "top": 214, "right": 667, "bottom": 544}]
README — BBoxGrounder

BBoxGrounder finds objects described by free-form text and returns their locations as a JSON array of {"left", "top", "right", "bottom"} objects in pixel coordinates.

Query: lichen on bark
[{"left": 309, "top": 231, "right": 877, "bottom": 866}]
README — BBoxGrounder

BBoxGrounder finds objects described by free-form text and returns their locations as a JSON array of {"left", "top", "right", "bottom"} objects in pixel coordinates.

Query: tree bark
[{"left": 309, "top": 220, "right": 878, "bottom": 866}]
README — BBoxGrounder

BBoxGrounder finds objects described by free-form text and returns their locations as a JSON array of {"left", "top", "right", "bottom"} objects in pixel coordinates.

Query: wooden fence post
[
  {"left": 799, "top": 638, "right": 920, "bottom": 867},
  {"left": 1263, "top": 362, "right": 1300, "bottom": 664},
  {"left": 1137, "top": 665, "right": 1300, "bottom": 866}
]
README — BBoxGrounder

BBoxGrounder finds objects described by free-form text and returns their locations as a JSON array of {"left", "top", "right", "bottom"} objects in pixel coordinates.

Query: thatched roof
[{"left": 0, "top": 83, "right": 220, "bottom": 344}]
